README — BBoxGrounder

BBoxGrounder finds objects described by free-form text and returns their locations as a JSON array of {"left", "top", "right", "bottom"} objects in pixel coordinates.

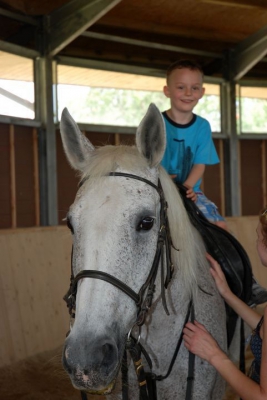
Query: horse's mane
[
  {"left": 81, "top": 145, "right": 206, "bottom": 299},
  {"left": 159, "top": 167, "right": 207, "bottom": 299}
]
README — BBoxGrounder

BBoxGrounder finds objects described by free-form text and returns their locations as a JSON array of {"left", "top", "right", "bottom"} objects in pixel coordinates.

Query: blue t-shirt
[{"left": 161, "top": 112, "right": 219, "bottom": 192}]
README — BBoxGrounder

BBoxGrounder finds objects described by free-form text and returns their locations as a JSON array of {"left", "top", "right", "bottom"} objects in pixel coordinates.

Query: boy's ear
[
  {"left": 200, "top": 87, "right": 205, "bottom": 99},
  {"left": 163, "top": 85, "right": 170, "bottom": 98}
]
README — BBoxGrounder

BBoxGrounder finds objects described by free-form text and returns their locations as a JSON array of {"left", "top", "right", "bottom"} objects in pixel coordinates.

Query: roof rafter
[
  {"left": 45, "top": 0, "right": 122, "bottom": 56},
  {"left": 231, "top": 24, "right": 267, "bottom": 80},
  {"left": 82, "top": 31, "right": 222, "bottom": 59}
]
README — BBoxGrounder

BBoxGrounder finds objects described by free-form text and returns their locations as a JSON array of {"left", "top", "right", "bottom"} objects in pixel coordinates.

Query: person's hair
[
  {"left": 166, "top": 59, "right": 204, "bottom": 83},
  {"left": 259, "top": 206, "right": 267, "bottom": 247}
]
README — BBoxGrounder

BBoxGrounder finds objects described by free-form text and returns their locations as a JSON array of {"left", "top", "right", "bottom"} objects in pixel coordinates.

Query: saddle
[{"left": 176, "top": 184, "right": 253, "bottom": 345}]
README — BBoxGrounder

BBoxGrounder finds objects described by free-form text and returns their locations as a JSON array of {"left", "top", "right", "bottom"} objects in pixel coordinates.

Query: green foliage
[
  {"left": 58, "top": 85, "right": 221, "bottom": 131},
  {"left": 240, "top": 98, "right": 267, "bottom": 133}
]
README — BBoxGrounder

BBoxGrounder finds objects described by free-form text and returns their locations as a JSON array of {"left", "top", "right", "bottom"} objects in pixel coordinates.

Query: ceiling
[{"left": 0, "top": 0, "right": 267, "bottom": 82}]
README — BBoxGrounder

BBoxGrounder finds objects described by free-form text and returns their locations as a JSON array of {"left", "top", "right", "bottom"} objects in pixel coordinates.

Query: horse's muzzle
[{"left": 62, "top": 335, "right": 120, "bottom": 390}]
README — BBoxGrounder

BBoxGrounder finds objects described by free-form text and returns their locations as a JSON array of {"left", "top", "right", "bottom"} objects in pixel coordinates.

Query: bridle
[{"left": 64, "top": 172, "right": 195, "bottom": 400}]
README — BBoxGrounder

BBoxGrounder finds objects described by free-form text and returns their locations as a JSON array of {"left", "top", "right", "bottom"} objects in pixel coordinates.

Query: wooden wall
[
  {"left": 1, "top": 122, "right": 267, "bottom": 229},
  {"left": 0, "top": 124, "right": 39, "bottom": 229},
  {"left": 1, "top": 216, "right": 267, "bottom": 367},
  {"left": 0, "top": 226, "right": 71, "bottom": 367}
]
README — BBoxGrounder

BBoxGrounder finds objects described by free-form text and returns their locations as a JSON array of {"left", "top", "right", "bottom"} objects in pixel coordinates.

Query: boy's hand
[{"left": 185, "top": 186, "right": 197, "bottom": 202}]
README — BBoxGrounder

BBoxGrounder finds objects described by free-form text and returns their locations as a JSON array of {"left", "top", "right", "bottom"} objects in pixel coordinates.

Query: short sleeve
[{"left": 193, "top": 118, "right": 220, "bottom": 165}]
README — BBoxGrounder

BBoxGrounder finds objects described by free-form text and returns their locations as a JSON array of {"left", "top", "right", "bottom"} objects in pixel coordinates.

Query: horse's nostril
[
  {"left": 101, "top": 342, "right": 117, "bottom": 366},
  {"left": 102, "top": 343, "right": 113, "bottom": 355}
]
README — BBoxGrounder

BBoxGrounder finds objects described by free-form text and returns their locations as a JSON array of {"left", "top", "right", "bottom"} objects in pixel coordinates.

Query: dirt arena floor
[
  {"left": 0, "top": 344, "right": 254, "bottom": 400},
  {"left": 0, "top": 347, "right": 82, "bottom": 400}
]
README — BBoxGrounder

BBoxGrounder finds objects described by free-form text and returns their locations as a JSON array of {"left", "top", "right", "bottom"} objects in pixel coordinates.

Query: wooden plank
[
  {"left": 240, "top": 140, "right": 262, "bottom": 215},
  {"left": 9, "top": 125, "right": 16, "bottom": 228},
  {"left": 15, "top": 126, "right": 36, "bottom": 227},
  {"left": 32, "top": 128, "right": 40, "bottom": 226},
  {"left": 262, "top": 140, "right": 267, "bottom": 207}
]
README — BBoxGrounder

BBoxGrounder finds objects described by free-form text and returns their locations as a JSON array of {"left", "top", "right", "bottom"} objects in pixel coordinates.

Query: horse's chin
[
  {"left": 69, "top": 364, "right": 120, "bottom": 394},
  {"left": 79, "top": 379, "right": 117, "bottom": 395}
]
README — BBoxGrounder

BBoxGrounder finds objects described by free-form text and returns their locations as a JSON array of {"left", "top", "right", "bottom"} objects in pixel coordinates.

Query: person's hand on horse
[
  {"left": 183, "top": 320, "right": 225, "bottom": 364},
  {"left": 183, "top": 185, "right": 197, "bottom": 202},
  {"left": 206, "top": 253, "right": 232, "bottom": 299}
]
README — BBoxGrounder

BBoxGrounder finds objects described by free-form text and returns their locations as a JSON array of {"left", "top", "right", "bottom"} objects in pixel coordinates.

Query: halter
[{"left": 63, "top": 172, "right": 195, "bottom": 400}]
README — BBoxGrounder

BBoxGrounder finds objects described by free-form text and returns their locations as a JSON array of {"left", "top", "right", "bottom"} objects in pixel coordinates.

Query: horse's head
[{"left": 60, "top": 104, "right": 168, "bottom": 393}]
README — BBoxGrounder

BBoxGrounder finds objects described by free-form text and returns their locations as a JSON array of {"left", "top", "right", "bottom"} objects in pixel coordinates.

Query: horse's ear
[
  {"left": 136, "top": 103, "right": 166, "bottom": 167},
  {"left": 60, "top": 108, "right": 95, "bottom": 171}
]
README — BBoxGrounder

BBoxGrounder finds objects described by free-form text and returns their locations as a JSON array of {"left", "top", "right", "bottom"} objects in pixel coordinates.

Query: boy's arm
[{"left": 183, "top": 163, "right": 205, "bottom": 189}]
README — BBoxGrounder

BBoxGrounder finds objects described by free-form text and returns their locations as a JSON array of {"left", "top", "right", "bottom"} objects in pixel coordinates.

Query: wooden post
[
  {"left": 262, "top": 140, "right": 267, "bottom": 206},
  {"left": 9, "top": 125, "right": 16, "bottom": 228},
  {"left": 237, "top": 139, "right": 242, "bottom": 215},
  {"left": 218, "top": 139, "right": 225, "bottom": 216},
  {"left": 115, "top": 133, "right": 120, "bottom": 146},
  {"left": 33, "top": 128, "right": 40, "bottom": 226}
]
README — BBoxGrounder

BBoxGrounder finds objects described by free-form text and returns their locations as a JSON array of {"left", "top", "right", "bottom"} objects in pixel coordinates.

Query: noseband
[{"left": 63, "top": 172, "right": 195, "bottom": 400}]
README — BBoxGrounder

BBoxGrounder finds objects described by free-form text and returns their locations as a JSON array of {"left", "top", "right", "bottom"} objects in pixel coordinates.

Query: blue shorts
[{"left": 195, "top": 192, "right": 225, "bottom": 222}]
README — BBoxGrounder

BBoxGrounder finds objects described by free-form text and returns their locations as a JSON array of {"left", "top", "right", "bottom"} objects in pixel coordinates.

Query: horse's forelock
[{"left": 80, "top": 145, "right": 149, "bottom": 183}]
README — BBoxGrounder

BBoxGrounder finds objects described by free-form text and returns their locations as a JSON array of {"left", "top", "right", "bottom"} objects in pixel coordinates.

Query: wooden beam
[
  {"left": 9, "top": 125, "right": 16, "bottom": 228},
  {"left": 82, "top": 31, "right": 221, "bottom": 59},
  {"left": 231, "top": 25, "right": 267, "bottom": 80},
  {"left": 46, "top": 0, "right": 122, "bottom": 56},
  {"left": 200, "top": 0, "right": 267, "bottom": 9}
]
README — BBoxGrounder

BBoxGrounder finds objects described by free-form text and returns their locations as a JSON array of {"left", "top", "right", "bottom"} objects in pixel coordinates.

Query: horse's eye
[
  {"left": 66, "top": 217, "right": 74, "bottom": 234},
  {"left": 137, "top": 217, "right": 154, "bottom": 231}
]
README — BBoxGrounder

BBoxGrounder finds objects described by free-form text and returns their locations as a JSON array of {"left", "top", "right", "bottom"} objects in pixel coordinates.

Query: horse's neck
[{"left": 140, "top": 278, "right": 191, "bottom": 370}]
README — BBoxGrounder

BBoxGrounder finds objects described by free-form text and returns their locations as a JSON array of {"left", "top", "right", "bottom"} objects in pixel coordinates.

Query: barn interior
[{"left": 0, "top": 1, "right": 267, "bottom": 399}]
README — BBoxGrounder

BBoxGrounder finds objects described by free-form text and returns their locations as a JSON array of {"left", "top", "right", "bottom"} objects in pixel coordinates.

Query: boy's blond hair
[{"left": 166, "top": 59, "right": 204, "bottom": 83}]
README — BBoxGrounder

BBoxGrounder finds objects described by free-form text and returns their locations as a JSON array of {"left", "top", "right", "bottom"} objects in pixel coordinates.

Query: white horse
[{"left": 60, "top": 104, "right": 228, "bottom": 399}]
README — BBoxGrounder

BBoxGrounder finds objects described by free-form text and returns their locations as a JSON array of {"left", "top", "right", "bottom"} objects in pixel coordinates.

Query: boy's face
[{"left": 163, "top": 68, "right": 205, "bottom": 113}]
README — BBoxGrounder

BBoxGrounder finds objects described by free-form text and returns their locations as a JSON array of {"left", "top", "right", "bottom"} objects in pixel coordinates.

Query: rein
[{"left": 64, "top": 172, "right": 195, "bottom": 400}]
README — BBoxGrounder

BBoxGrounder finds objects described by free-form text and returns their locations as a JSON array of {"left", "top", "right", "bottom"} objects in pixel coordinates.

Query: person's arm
[
  {"left": 183, "top": 163, "right": 205, "bottom": 189},
  {"left": 183, "top": 313, "right": 267, "bottom": 400},
  {"left": 206, "top": 253, "right": 261, "bottom": 330},
  {"left": 183, "top": 164, "right": 205, "bottom": 202},
  {"left": 261, "top": 307, "right": 267, "bottom": 389}
]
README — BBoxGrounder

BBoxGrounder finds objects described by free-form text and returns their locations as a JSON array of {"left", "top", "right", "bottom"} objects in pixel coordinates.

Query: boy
[{"left": 161, "top": 59, "right": 228, "bottom": 230}]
